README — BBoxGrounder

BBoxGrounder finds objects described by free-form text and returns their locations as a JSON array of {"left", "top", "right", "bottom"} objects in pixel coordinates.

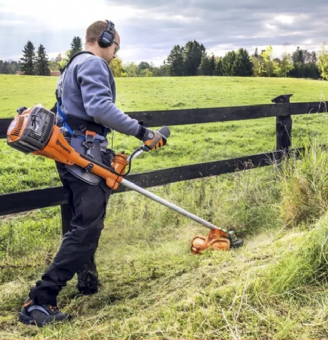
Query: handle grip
[{"left": 158, "top": 126, "right": 171, "bottom": 138}]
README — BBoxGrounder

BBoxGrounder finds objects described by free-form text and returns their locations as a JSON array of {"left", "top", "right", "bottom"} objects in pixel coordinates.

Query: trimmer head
[{"left": 191, "top": 229, "right": 243, "bottom": 254}]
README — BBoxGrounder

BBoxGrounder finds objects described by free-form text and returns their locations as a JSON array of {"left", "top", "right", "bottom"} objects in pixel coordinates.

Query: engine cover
[{"left": 7, "top": 105, "right": 56, "bottom": 153}]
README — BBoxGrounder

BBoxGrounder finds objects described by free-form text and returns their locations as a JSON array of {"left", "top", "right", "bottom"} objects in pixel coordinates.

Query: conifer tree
[
  {"left": 35, "top": 44, "right": 50, "bottom": 76},
  {"left": 69, "top": 36, "right": 83, "bottom": 60},
  {"left": 233, "top": 48, "right": 253, "bottom": 76},
  {"left": 167, "top": 45, "right": 185, "bottom": 76},
  {"left": 20, "top": 41, "right": 36, "bottom": 75}
]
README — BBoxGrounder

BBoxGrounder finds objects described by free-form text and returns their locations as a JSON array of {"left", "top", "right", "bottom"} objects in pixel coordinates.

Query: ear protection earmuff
[{"left": 98, "top": 20, "right": 115, "bottom": 48}]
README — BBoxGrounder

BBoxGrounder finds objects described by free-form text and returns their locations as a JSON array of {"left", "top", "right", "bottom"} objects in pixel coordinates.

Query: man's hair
[{"left": 85, "top": 20, "right": 117, "bottom": 44}]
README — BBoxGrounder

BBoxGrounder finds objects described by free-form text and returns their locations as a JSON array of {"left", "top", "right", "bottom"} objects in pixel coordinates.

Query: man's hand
[{"left": 142, "top": 128, "right": 167, "bottom": 150}]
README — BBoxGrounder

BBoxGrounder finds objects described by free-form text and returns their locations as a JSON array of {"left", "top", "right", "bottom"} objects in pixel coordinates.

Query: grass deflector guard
[{"left": 7, "top": 104, "right": 243, "bottom": 253}]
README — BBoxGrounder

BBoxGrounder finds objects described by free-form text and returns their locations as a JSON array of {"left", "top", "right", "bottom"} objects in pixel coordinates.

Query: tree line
[
  {"left": 0, "top": 37, "right": 83, "bottom": 75},
  {"left": 1, "top": 38, "right": 328, "bottom": 80},
  {"left": 141, "top": 42, "right": 327, "bottom": 80},
  {"left": 110, "top": 42, "right": 328, "bottom": 80}
]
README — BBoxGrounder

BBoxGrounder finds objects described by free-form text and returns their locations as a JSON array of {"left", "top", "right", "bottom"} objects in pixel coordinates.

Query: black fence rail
[
  {"left": 0, "top": 94, "right": 326, "bottom": 222},
  {"left": 1, "top": 100, "right": 328, "bottom": 138}
]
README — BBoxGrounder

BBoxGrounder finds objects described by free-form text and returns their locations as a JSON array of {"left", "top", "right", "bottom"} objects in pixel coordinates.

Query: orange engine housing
[
  {"left": 7, "top": 105, "right": 56, "bottom": 153},
  {"left": 7, "top": 105, "right": 128, "bottom": 190}
]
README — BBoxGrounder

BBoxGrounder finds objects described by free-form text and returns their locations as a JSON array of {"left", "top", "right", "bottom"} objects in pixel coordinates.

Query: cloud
[
  {"left": 107, "top": 0, "right": 328, "bottom": 62},
  {"left": 0, "top": 0, "right": 327, "bottom": 64}
]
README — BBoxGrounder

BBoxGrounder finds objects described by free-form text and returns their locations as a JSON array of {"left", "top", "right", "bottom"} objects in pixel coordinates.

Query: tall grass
[
  {"left": 246, "top": 144, "right": 328, "bottom": 300},
  {"left": 279, "top": 144, "right": 328, "bottom": 227},
  {"left": 264, "top": 213, "right": 328, "bottom": 296}
]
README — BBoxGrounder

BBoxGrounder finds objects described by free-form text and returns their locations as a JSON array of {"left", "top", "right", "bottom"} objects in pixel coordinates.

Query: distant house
[
  {"left": 16, "top": 71, "right": 25, "bottom": 75},
  {"left": 50, "top": 71, "right": 61, "bottom": 77}
]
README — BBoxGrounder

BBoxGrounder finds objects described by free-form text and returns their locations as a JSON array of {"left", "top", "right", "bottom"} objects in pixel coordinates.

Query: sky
[{"left": 0, "top": 0, "right": 327, "bottom": 66}]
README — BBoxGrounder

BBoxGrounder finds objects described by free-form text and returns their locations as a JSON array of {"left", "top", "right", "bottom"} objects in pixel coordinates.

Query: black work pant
[{"left": 29, "top": 162, "right": 112, "bottom": 305}]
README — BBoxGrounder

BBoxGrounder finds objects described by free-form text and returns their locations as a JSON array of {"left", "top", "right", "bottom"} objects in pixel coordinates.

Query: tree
[
  {"left": 221, "top": 51, "right": 236, "bottom": 76},
  {"left": 136, "top": 61, "right": 154, "bottom": 77},
  {"left": 55, "top": 54, "right": 62, "bottom": 63},
  {"left": 233, "top": 48, "right": 253, "bottom": 76},
  {"left": 290, "top": 47, "right": 320, "bottom": 79},
  {"left": 138, "top": 61, "right": 151, "bottom": 70},
  {"left": 69, "top": 36, "right": 82, "bottom": 60},
  {"left": 278, "top": 48, "right": 294, "bottom": 77},
  {"left": 198, "top": 54, "right": 212, "bottom": 75},
  {"left": 1, "top": 61, "right": 10, "bottom": 74},
  {"left": 124, "top": 62, "right": 139, "bottom": 77},
  {"left": 259, "top": 46, "right": 279, "bottom": 77},
  {"left": 140, "top": 68, "right": 153, "bottom": 77},
  {"left": 0, "top": 60, "right": 20, "bottom": 74},
  {"left": 184, "top": 41, "right": 206, "bottom": 76},
  {"left": 215, "top": 58, "right": 223, "bottom": 76},
  {"left": 167, "top": 45, "right": 185, "bottom": 76},
  {"left": 49, "top": 60, "right": 60, "bottom": 71},
  {"left": 109, "top": 57, "right": 126, "bottom": 77},
  {"left": 47, "top": 54, "right": 62, "bottom": 72},
  {"left": 252, "top": 56, "right": 261, "bottom": 77},
  {"left": 209, "top": 55, "right": 216, "bottom": 75},
  {"left": 318, "top": 44, "right": 328, "bottom": 80},
  {"left": 20, "top": 41, "right": 36, "bottom": 75},
  {"left": 303, "top": 63, "right": 320, "bottom": 79},
  {"left": 310, "top": 51, "right": 317, "bottom": 64},
  {"left": 58, "top": 50, "right": 71, "bottom": 70},
  {"left": 35, "top": 44, "right": 50, "bottom": 76},
  {"left": 152, "top": 61, "right": 170, "bottom": 77},
  {"left": 292, "top": 47, "right": 304, "bottom": 64},
  {"left": 251, "top": 47, "right": 263, "bottom": 76}
]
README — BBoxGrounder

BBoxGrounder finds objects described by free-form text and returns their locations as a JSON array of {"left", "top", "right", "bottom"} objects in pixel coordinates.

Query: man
[{"left": 19, "top": 19, "right": 166, "bottom": 327}]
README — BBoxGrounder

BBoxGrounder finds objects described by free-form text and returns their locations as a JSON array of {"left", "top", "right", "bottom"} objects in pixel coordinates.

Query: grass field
[
  {"left": 1, "top": 75, "right": 328, "bottom": 116},
  {"left": 1, "top": 75, "right": 328, "bottom": 194},
  {"left": 1, "top": 75, "right": 328, "bottom": 339}
]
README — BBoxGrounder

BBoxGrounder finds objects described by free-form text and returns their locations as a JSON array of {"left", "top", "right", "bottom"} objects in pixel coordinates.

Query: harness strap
[
  {"left": 57, "top": 100, "right": 73, "bottom": 135},
  {"left": 56, "top": 51, "right": 108, "bottom": 137}
]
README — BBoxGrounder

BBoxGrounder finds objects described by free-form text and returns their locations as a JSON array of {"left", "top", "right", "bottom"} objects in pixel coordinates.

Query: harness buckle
[
  {"left": 85, "top": 163, "right": 94, "bottom": 172},
  {"left": 83, "top": 130, "right": 97, "bottom": 158},
  {"left": 83, "top": 130, "right": 96, "bottom": 148}
]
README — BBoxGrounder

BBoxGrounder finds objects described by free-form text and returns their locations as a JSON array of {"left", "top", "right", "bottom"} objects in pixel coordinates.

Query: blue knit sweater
[{"left": 58, "top": 52, "right": 140, "bottom": 137}]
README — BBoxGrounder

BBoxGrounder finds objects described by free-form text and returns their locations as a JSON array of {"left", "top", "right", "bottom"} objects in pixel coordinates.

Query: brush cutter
[{"left": 7, "top": 104, "right": 243, "bottom": 253}]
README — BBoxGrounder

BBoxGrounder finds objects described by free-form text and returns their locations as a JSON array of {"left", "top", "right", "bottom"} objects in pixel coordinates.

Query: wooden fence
[{"left": 0, "top": 94, "right": 327, "bottom": 230}]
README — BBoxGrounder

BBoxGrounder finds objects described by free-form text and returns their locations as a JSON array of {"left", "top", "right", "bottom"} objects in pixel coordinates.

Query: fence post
[
  {"left": 60, "top": 204, "right": 72, "bottom": 235},
  {"left": 272, "top": 94, "right": 293, "bottom": 152}
]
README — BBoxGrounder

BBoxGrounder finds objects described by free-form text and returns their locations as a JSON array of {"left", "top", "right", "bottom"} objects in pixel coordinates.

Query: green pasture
[
  {"left": 1, "top": 75, "right": 328, "bottom": 194},
  {"left": 1, "top": 75, "right": 328, "bottom": 339},
  {"left": 1, "top": 75, "right": 328, "bottom": 116}
]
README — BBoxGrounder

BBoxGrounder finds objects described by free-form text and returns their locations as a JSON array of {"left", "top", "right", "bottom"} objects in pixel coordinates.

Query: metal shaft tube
[
  {"left": 127, "top": 148, "right": 144, "bottom": 162},
  {"left": 121, "top": 178, "right": 226, "bottom": 232}
]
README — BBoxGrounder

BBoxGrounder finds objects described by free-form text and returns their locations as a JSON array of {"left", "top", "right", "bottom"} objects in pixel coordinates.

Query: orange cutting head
[{"left": 191, "top": 229, "right": 231, "bottom": 254}]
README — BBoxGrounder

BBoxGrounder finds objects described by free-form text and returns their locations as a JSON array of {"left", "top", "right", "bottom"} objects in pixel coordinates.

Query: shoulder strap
[
  {"left": 61, "top": 51, "right": 95, "bottom": 75},
  {"left": 56, "top": 51, "right": 95, "bottom": 102},
  {"left": 55, "top": 51, "right": 95, "bottom": 135}
]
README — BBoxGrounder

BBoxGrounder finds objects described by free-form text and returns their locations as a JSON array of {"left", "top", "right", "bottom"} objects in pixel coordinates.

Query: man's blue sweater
[{"left": 59, "top": 52, "right": 140, "bottom": 137}]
